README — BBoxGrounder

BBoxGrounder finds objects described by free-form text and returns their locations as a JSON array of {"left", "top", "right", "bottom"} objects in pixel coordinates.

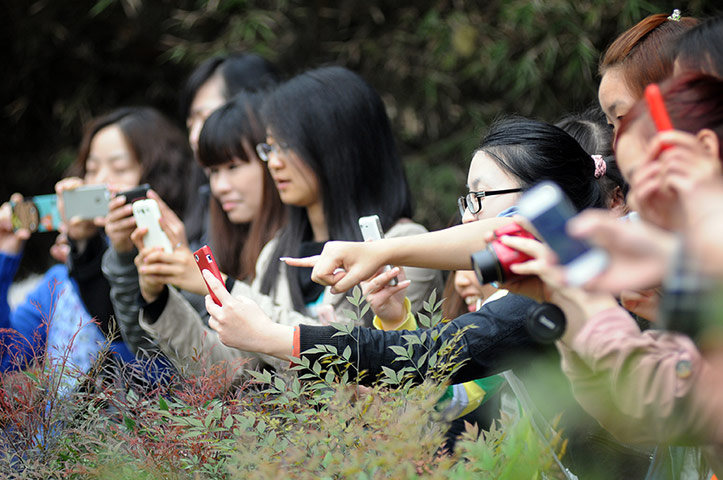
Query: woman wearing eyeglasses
[{"left": 133, "top": 66, "right": 442, "bottom": 375}]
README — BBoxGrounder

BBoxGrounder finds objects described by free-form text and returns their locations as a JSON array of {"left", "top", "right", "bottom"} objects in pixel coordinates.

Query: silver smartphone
[
  {"left": 358, "top": 214, "right": 398, "bottom": 286},
  {"left": 517, "top": 182, "right": 608, "bottom": 286},
  {"left": 63, "top": 185, "right": 110, "bottom": 220}
]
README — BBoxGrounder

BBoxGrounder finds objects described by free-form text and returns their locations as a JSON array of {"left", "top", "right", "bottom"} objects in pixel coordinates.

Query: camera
[{"left": 471, "top": 223, "right": 536, "bottom": 285}]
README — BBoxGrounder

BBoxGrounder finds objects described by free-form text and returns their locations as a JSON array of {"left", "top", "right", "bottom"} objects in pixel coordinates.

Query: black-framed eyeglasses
[
  {"left": 457, "top": 188, "right": 522, "bottom": 217},
  {"left": 255, "top": 142, "right": 289, "bottom": 162}
]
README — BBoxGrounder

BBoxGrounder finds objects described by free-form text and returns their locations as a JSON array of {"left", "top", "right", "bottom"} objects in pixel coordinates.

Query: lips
[
  {"left": 220, "top": 199, "right": 242, "bottom": 211},
  {"left": 464, "top": 295, "right": 481, "bottom": 312}
]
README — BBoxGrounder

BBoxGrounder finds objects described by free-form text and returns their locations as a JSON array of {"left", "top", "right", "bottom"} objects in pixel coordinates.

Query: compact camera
[{"left": 471, "top": 223, "right": 536, "bottom": 285}]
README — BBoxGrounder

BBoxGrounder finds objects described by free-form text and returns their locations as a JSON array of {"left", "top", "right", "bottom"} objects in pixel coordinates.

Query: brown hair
[
  {"left": 197, "top": 92, "right": 286, "bottom": 281},
  {"left": 73, "top": 107, "right": 192, "bottom": 216},
  {"left": 600, "top": 13, "right": 697, "bottom": 99},
  {"left": 618, "top": 73, "right": 723, "bottom": 158}
]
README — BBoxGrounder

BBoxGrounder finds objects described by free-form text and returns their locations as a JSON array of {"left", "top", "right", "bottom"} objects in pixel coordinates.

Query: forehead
[
  {"left": 598, "top": 67, "right": 635, "bottom": 114},
  {"left": 467, "top": 151, "right": 518, "bottom": 189}
]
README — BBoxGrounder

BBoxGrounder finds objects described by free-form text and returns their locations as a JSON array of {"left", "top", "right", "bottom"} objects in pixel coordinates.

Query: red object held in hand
[
  {"left": 645, "top": 84, "right": 673, "bottom": 132},
  {"left": 194, "top": 245, "right": 225, "bottom": 306},
  {"left": 645, "top": 83, "right": 674, "bottom": 153}
]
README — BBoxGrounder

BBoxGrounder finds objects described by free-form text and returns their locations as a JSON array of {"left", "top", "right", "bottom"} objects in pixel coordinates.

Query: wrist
[{"left": 259, "top": 322, "right": 295, "bottom": 360}]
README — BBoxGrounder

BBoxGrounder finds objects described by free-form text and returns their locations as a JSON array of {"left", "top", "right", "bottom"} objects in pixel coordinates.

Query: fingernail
[{"left": 279, "top": 256, "right": 291, "bottom": 262}]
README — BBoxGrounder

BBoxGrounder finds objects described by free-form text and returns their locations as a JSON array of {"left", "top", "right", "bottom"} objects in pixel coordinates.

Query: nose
[
  {"left": 266, "top": 149, "right": 285, "bottom": 170},
  {"left": 210, "top": 168, "right": 231, "bottom": 196},
  {"left": 454, "top": 270, "right": 472, "bottom": 290},
  {"left": 90, "top": 164, "right": 111, "bottom": 185}
]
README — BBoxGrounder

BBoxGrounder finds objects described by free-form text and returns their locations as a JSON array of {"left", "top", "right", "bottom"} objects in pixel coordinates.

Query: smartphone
[
  {"left": 194, "top": 245, "right": 225, "bottom": 306},
  {"left": 517, "top": 182, "right": 609, "bottom": 286},
  {"left": 11, "top": 194, "right": 62, "bottom": 233},
  {"left": 644, "top": 83, "right": 673, "bottom": 132},
  {"left": 118, "top": 184, "right": 151, "bottom": 205},
  {"left": 358, "top": 215, "right": 398, "bottom": 286},
  {"left": 63, "top": 185, "right": 110, "bottom": 220},
  {"left": 132, "top": 199, "right": 173, "bottom": 253}
]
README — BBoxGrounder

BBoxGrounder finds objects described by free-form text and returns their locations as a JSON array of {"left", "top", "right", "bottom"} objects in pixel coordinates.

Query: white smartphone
[
  {"left": 358, "top": 215, "right": 397, "bottom": 286},
  {"left": 63, "top": 185, "right": 110, "bottom": 220},
  {"left": 517, "top": 182, "right": 608, "bottom": 286},
  {"left": 132, "top": 199, "right": 173, "bottom": 253}
]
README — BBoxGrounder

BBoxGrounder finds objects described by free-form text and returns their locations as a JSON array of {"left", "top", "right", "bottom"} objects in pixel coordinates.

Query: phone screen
[{"left": 528, "top": 203, "right": 591, "bottom": 265}]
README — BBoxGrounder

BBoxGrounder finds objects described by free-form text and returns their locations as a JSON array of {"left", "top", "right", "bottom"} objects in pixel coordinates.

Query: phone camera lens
[
  {"left": 206, "top": 254, "right": 213, "bottom": 262},
  {"left": 194, "top": 254, "right": 199, "bottom": 262}
]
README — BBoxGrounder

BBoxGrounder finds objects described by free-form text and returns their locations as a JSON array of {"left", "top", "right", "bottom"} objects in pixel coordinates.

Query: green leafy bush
[{"left": 1, "top": 287, "right": 568, "bottom": 479}]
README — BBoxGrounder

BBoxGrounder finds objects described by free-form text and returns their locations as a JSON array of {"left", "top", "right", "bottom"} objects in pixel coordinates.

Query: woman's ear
[
  {"left": 696, "top": 128, "right": 720, "bottom": 160},
  {"left": 608, "top": 186, "right": 628, "bottom": 216}
]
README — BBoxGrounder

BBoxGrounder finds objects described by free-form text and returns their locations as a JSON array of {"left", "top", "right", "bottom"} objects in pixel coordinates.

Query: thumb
[{"left": 203, "top": 269, "right": 231, "bottom": 302}]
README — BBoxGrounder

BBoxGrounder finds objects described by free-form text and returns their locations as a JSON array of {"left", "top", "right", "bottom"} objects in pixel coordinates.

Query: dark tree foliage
[{"left": 3, "top": 0, "right": 720, "bottom": 275}]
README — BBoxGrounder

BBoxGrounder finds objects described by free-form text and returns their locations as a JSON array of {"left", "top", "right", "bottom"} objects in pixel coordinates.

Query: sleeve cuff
[
  {"left": 291, "top": 326, "right": 301, "bottom": 365},
  {"left": 139, "top": 286, "right": 169, "bottom": 324},
  {"left": 372, "top": 297, "right": 417, "bottom": 331}
]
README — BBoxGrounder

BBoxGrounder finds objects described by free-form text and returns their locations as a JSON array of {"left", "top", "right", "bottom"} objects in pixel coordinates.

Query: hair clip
[
  {"left": 592, "top": 155, "right": 607, "bottom": 179},
  {"left": 668, "top": 9, "right": 681, "bottom": 21}
]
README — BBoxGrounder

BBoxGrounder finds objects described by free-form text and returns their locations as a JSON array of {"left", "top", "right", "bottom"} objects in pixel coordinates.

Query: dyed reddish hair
[
  {"left": 600, "top": 13, "right": 697, "bottom": 99},
  {"left": 617, "top": 73, "right": 723, "bottom": 157}
]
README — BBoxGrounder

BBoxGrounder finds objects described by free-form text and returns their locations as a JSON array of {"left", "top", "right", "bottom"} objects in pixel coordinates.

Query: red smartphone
[
  {"left": 194, "top": 245, "right": 225, "bottom": 306},
  {"left": 644, "top": 83, "right": 674, "bottom": 154}
]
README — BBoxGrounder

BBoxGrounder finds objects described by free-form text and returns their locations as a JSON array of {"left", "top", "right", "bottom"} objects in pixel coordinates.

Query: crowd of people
[{"left": 2, "top": 10, "right": 723, "bottom": 479}]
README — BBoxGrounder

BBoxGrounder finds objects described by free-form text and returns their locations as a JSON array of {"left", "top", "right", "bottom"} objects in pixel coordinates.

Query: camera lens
[
  {"left": 194, "top": 254, "right": 199, "bottom": 262},
  {"left": 471, "top": 249, "right": 502, "bottom": 285}
]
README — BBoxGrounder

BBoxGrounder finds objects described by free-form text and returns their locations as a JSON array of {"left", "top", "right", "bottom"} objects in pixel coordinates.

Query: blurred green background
[{"left": 3, "top": 0, "right": 720, "bottom": 275}]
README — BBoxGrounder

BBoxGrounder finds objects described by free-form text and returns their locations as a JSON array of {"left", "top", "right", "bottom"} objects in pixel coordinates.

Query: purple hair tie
[{"left": 592, "top": 155, "right": 606, "bottom": 178}]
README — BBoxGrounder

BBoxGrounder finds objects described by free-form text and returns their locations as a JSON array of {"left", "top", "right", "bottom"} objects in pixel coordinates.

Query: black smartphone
[{"left": 119, "top": 184, "right": 151, "bottom": 204}]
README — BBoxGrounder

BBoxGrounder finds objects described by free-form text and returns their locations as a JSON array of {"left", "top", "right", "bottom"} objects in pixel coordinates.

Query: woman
[
  {"left": 125, "top": 93, "right": 287, "bottom": 375},
  {"left": 135, "top": 66, "right": 442, "bottom": 375},
  {"left": 181, "top": 53, "right": 280, "bottom": 251},
  {"left": 0, "top": 107, "right": 190, "bottom": 382},
  {"left": 203, "top": 117, "right": 651, "bottom": 477},
  {"left": 501, "top": 73, "right": 723, "bottom": 477},
  {"left": 598, "top": 11, "right": 696, "bottom": 133}
]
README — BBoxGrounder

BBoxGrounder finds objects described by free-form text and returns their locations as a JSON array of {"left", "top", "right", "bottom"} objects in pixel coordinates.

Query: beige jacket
[
  {"left": 139, "top": 221, "right": 442, "bottom": 377},
  {"left": 558, "top": 306, "right": 723, "bottom": 476}
]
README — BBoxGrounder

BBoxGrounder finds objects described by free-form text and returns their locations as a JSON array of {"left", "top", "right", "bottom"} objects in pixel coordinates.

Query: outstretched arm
[{"left": 285, "top": 217, "right": 512, "bottom": 294}]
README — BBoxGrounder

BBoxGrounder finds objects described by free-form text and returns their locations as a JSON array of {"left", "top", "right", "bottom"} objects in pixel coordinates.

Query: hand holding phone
[
  {"left": 11, "top": 194, "right": 62, "bottom": 233},
  {"left": 358, "top": 215, "right": 398, "bottom": 286},
  {"left": 194, "top": 245, "right": 225, "bottom": 306},
  {"left": 132, "top": 199, "right": 173, "bottom": 253},
  {"left": 517, "top": 182, "right": 608, "bottom": 286}
]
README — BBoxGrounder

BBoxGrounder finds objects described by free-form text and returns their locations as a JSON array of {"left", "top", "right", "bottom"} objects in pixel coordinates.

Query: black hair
[
  {"left": 555, "top": 108, "right": 629, "bottom": 202},
  {"left": 259, "top": 66, "right": 413, "bottom": 312},
  {"left": 555, "top": 107, "right": 613, "bottom": 157},
  {"left": 179, "top": 53, "right": 280, "bottom": 121},
  {"left": 478, "top": 117, "right": 606, "bottom": 211},
  {"left": 675, "top": 16, "right": 723, "bottom": 78},
  {"left": 196, "top": 92, "right": 286, "bottom": 281},
  {"left": 74, "top": 107, "right": 192, "bottom": 216}
]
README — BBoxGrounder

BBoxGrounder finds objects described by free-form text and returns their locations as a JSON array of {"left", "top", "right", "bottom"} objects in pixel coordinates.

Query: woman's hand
[
  {"left": 494, "top": 234, "right": 563, "bottom": 303},
  {"left": 0, "top": 194, "right": 31, "bottom": 255},
  {"left": 148, "top": 189, "right": 189, "bottom": 250},
  {"left": 283, "top": 240, "right": 387, "bottom": 294},
  {"left": 204, "top": 270, "right": 294, "bottom": 359},
  {"left": 361, "top": 266, "right": 411, "bottom": 329},
  {"left": 133, "top": 243, "right": 168, "bottom": 303},
  {"left": 567, "top": 210, "right": 677, "bottom": 293},
  {"left": 55, "top": 177, "right": 100, "bottom": 242},
  {"left": 105, "top": 194, "right": 136, "bottom": 253}
]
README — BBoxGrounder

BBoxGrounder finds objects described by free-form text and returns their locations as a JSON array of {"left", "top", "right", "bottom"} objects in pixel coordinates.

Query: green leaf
[
  {"left": 123, "top": 415, "right": 136, "bottom": 431},
  {"left": 248, "top": 369, "right": 272, "bottom": 384},
  {"left": 342, "top": 345, "right": 352, "bottom": 361},
  {"left": 158, "top": 397, "right": 169, "bottom": 411}
]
